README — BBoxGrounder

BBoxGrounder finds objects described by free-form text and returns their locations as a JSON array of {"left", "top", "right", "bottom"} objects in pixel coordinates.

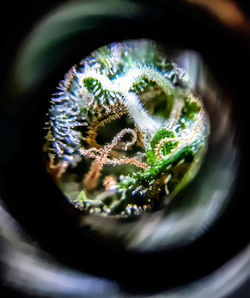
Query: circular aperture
[{"left": 44, "top": 40, "right": 209, "bottom": 217}]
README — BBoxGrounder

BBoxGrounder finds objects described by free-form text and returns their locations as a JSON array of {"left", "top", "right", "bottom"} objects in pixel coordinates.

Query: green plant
[{"left": 44, "top": 40, "right": 209, "bottom": 216}]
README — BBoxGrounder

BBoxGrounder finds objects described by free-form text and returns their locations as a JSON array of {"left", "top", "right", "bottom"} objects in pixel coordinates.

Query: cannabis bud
[{"left": 44, "top": 40, "right": 209, "bottom": 217}]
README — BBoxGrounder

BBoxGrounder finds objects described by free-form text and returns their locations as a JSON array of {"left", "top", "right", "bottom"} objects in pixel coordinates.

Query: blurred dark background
[{"left": 1, "top": 0, "right": 250, "bottom": 297}]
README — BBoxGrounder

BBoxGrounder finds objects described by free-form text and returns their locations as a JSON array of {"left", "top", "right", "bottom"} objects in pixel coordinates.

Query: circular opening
[
  {"left": 44, "top": 39, "right": 209, "bottom": 218},
  {"left": 7, "top": 0, "right": 239, "bottom": 250}
]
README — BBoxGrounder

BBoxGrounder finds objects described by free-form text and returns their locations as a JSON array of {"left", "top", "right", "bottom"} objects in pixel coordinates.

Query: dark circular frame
[{"left": 0, "top": 0, "right": 249, "bottom": 296}]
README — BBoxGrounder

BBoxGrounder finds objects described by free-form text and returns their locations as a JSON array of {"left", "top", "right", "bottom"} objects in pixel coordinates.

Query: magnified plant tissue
[{"left": 44, "top": 40, "right": 209, "bottom": 217}]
